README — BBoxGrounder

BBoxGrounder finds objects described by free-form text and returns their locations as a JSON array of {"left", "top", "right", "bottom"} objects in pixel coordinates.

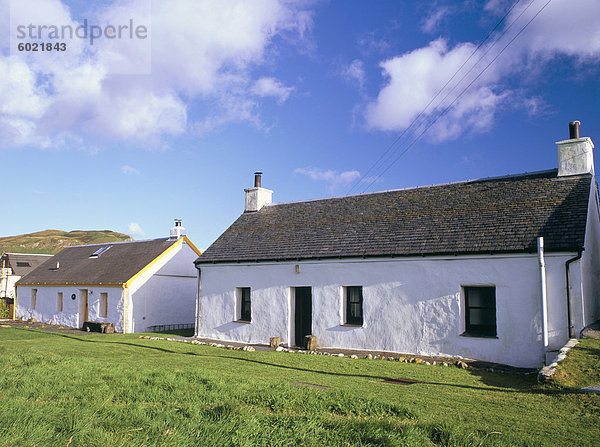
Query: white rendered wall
[
  {"left": 197, "top": 253, "right": 578, "bottom": 368},
  {"left": 127, "top": 241, "right": 198, "bottom": 333},
  {"left": 15, "top": 285, "right": 125, "bottom": 331},
  {"left": 580, "top": 180, "right": 600, "bottom": 330},
  {"left": 1, "top": 274, "right": 19, "bottom": 299}
]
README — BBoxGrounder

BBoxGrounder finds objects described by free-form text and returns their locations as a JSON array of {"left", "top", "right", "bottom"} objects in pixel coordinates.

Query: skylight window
[{"left": 90, "top": 246, "right": 111, "bottom": 258}]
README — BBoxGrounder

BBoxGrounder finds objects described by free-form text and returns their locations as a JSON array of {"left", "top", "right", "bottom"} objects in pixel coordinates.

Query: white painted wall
[
  {"left": 15, "top": 285, "right": 125, "bottom": 331},
  {"left": 580, "top": 180, "right": 600, "bottom": 330},
  {"left": 1, "top": 273, "right": 19, "bottom": 299},
  {"left": 127, "top": 240, "right": 198, "bottom": 333},
  {"left": 197, "top": 253, "right": 580, "bottom": 368}
]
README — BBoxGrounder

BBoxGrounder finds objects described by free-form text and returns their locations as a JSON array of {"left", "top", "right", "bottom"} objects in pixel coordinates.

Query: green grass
[
  {"left": 0, "top": 328, "right": 598, "bottom": 446},
  {"left": 149, "top": 328, "right": 195, "bottom": 337}
]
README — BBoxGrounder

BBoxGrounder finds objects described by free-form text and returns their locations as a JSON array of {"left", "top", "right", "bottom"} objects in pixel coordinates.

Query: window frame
[
  {"left": 100, "top": 292, "right": 108, "bottom": 318},
  {"left": 344, "top": 285, "right": 364, "bottom": 326},
  {"left": 236, "top": 287, "right": 251, "bottom": 323},
  {"left": 57, "top": 292, "right": 63, "bottom": 312},
  {"left": 463, "top": 286, "right": 497, "bottom": 338}
]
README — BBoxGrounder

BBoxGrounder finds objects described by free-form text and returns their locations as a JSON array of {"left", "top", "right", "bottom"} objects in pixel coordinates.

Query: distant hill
[{"left": 0, "top": 230, "right": 133, "bottom": 255}]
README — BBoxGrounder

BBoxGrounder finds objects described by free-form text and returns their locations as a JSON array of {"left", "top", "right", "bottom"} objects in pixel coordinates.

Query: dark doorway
[{"left": 294, "top": 287, "right": 312, "bottom": 348}]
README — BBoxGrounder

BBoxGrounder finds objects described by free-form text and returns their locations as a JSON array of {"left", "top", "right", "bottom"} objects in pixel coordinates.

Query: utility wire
[
  {"left": 346, "top": 0, "right": 526, "bottom": 195},
  {"left": 359, "top": 0, "right": 553, "bottom": 194},
  {"left": 360, "top": 0, "right": 538, "bottom": 181}
]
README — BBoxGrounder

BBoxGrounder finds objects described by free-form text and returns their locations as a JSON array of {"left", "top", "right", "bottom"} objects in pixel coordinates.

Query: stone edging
[
  {"left": 538, "top": 339, "right": 579, "bottom": 382},
  {"left": 137, "top": 335, "right": 485, "bottom": 370}
]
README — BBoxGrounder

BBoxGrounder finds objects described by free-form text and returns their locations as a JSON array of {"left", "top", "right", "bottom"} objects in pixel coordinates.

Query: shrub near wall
[{"left": 0, "top": 301, "right": 9, "bottom": 319}]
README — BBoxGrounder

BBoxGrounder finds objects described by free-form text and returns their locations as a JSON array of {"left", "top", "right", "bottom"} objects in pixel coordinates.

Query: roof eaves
[{"left": 195, "top": 245, "right": 585, "bottom": 265}]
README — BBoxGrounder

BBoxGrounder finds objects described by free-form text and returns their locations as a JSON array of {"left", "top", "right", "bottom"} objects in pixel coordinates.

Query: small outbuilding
[
  {"left": 16, "top": 221, "right": 201, "bottom": 333},
  {"left": 1, "top": 253, "right": 53, "bottom": 319},
  {"left": 194, "top": 122, "right": 600, "bottom": 368}
]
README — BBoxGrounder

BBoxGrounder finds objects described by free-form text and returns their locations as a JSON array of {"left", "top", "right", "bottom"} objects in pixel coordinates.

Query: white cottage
[
  {"left": 16, "top": 221, "right": 201, "bottom": 333},
  {"left": 195, "top": 122, "right": 600, "bottom": 368},
  {"left": 1, "top": 253, "right": 53, "bottom": 318}
]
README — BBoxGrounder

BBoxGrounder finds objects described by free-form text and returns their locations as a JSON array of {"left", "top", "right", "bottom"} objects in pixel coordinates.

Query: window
[
  {"left": 16, "top": 262, "right": 30, "bottom": 267},
  {"left": 100, "top": 293, "right": 108, "bottom": 318},
  {"left": 345, "top": 286, "right": 363, "bottom": 326},
  {"left": 31, "top": 289, "right": 37, "bottom": 309},
  {"left": 236, "top": 287, "right": 251, "bottom": 322},
  {"left": 57, "top": 292, "right": 63, "bottom": 312},
  {"left": 90, "top": 246, "right": 111, "bottom": 258},
  {"left": 464, "top": 286, "right": 496, "bottom": 337}
]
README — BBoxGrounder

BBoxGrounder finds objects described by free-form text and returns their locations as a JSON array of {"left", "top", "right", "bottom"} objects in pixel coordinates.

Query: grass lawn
[{"left": 0, "top": 328, "right": 598, "bottom": 446}]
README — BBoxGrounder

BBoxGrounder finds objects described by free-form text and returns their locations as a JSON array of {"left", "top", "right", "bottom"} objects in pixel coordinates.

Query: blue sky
[{"left": 1, "top": 0, "right": 599, "bottom": 250}]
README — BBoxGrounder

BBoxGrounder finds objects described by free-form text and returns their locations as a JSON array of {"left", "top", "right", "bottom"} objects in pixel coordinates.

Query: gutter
[
  {"left": 565, "top": 251, "right": 582, "bottom": 338},
  {"left": 194, "top": 247, "right": 584, "bottom": 265}
]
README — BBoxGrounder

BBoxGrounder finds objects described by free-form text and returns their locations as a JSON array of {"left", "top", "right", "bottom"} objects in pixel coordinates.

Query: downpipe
[
  {"left": 194, "top": 265, "right": 201, "bottom": 337},
  {"left": 537, "top": 237, "right": 549, "bottom": 364},
  {"left": 565, "top": 251, "right": 582, "bottom": 339}
]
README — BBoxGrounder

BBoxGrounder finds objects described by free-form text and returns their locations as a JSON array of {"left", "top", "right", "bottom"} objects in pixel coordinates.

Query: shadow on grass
[{"left": 30, "top": 329, "right": 582, "bottom": 397}]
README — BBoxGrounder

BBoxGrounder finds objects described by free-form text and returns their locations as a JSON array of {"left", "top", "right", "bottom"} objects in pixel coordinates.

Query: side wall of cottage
[
  {"left": 579, "top": 180, "right": 600, "bottom": 331},
  {"left": 127, "top": 241, "right": 198, "bottom": 333},
  {"left": 197, "top": 253, "right": 576, "bottom": 368}
]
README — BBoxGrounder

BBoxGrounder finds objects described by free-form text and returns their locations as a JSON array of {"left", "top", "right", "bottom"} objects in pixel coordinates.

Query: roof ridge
[
  {"left": 267, "top": 169, "right": 560, "bottom": 207},
  {"left": 65, "top": 237, "right": 170, "bottom": 249},
  {"left": 3, "top": 253, "right": 53, "bottom": 256}
]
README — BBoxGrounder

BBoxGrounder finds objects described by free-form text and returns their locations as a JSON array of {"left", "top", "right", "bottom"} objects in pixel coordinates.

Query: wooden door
[
  {"left": 84, "top": 293, "right": 89, "bottom": 323},
  {"left": 79, "top": 289, "right": 89, "bottom": 327},
  {"left": 294, "top": 287, "right": 312, "bottom": 348}
]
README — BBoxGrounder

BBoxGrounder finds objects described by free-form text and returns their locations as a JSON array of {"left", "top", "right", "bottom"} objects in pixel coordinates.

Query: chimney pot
[
  {"left": 254, "top": 171, "right": 262, "bottom": 188},
  {"left": 170, "top": 219, "right": 185, "bottom": 239},
  {"left": 569, "top": 121, "right": 580, "bottom": 139},
  {"left": 556, "top": 121, "right": 594, "bottom": 177},
  {"left": 245, "top": 172, "right": 273, "bottom": 212}
]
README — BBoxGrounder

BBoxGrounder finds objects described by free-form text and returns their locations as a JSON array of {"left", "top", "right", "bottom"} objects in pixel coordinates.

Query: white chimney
[
  {"left": 169, "top": 219, "right": 186, "bottom": 240},
  {"left": 245, "top": 171, "right": 273, "bottom": 212},
  {"left": 557, "top": 121, "right": 595, "bottom": 177}
]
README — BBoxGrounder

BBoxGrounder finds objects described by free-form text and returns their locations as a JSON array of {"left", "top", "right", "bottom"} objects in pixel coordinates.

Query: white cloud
[
  {"left": 340, "top": 59, "right": 366, "bottom": 90},
  {"left": 126, "top": 222, "right": 145, "bottom": 238},
  {"left": 509, "top": 0, "right": 600, "bottom": 61},
  {"left": 251, "top": 77, "right": 294, "bottom": 103},
  {"left": 295, "top": 167, "right": 361, "bottom": 191},
  {"left": 421, "top": 6, "right": 450, "bottom": 33},
  {"left": 0, "top": 0, "right": 312, "bottom": 149},
  {"left": 120, "top": 165, "right": 140, "bottom": 175},
  {"left": 357, "top": 31, "right": 390, "bottom": 57},
  {"left": 364, "top": 0, "right": 600, "bottom": 142},
  {"left": 365, "top": 39, "right": 500, "bottom": 134},
  {"left": 484, "top": 0, "right": 513, "bottom": 15}
]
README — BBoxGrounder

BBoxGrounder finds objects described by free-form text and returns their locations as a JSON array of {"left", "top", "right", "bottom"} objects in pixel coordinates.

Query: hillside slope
[{"left": 0, "top": 230, "right": 133, "bottom": 255}]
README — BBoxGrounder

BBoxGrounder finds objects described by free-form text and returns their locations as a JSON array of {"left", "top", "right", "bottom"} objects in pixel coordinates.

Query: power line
[
  {"left": 346, "top": 0, "right": 527, "bottom": 195},
  {"left": 359, "top": 0, "right": 553, "bottom": 194}
]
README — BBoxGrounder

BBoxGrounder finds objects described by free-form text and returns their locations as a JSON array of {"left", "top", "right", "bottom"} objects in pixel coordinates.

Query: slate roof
[
  {"left": 16, "top": 238, "right": 178, "bottom": 286},
  {"left": 1, "top": 253, "right": 53, "bottom": 276},
  {"left": 197, "top": 170, "right": 593, "bottom": 264}
]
